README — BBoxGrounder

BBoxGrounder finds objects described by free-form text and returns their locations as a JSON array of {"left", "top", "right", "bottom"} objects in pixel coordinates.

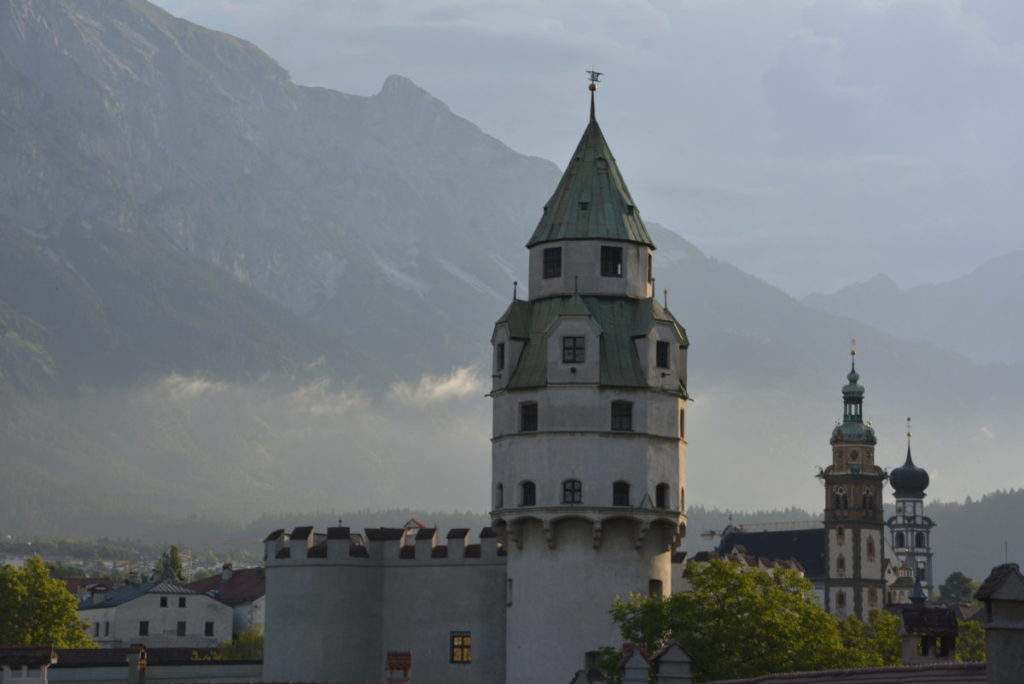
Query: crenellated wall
[{"left": 263, "top": 525, "right": 506, "bottom": 684}]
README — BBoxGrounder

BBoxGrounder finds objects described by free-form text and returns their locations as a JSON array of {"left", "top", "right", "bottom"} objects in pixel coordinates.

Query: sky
[{"left": 155, "top": 0, "right": 1024, "bottom": 298}]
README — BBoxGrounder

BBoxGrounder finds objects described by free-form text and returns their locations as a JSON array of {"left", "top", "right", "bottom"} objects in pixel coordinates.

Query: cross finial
[{"left": 586, "top": 69, "right": 602, "bottom": 121}]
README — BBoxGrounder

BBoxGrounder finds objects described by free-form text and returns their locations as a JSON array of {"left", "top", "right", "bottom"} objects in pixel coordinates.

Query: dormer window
[
  {"left": 543, "top": 247, "right": 562, "bottom": 279},
  {"left": 656, "top": 341, "right": 670, "bottom": 369},
  {"left": 579, "top": 201, "right": 590, "bottom": 210},
  {"left": 601, "top": 246, "right": 623, "bottom": 277},
  {"left": 626, "top": 205, "right": 635, "bottom": 216},
  {"left": 562, "top": 336, "right": 585, "bottom": 364}
]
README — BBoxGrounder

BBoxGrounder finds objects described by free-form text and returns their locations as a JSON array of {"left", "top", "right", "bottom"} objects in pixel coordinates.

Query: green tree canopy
[
  {"left": 956, "top": 619, "right": 986, "bottom": 662},
  {"left": 155, "top": 545, "right": 185, "bottom": 581},
  {"left": 939, "top": 571, "right": 979, "bottom": 605},
  {"left": 837, "top": 610, "right": 901, "bottom": 667},
  {"left": 608, "top": 560, "right": 888, "bottom": 682},
  {"left": 0, "top": 557, "right": 96, "bottom": 647}
]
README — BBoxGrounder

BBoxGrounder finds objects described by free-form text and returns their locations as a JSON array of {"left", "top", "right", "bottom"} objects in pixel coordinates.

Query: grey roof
[
  {"left": 527, "top": 117, "right": 653, "bottom": 248},
  {"left": 78, "top": 580, "right": 199, "bottom": 610},
  {"left": 719, "top": 528, "right": 826, "bottom": 579},
  {"left": 499, "top": 295, "right": 687, "bottom": 394}
]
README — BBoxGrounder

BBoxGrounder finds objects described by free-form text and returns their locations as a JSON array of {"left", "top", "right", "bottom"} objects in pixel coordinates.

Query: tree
[
  {"left": 956, "top": 619, "right": 986, "bottom": 662},
  {"left": 155, "top": 545, "right": 185, "bottom": 581},
  {"left": 0, "top": 557, "right": 96, "bottom": 647},
  {"left": 837, "top": 610, "right": 901, "bottom": 667},
  {"left": 216, "top": 626, "right": 263, "bottom": 660},
  {"left": 939, "top": 572, "right": 978, "bottom": 605},
  {"left": 608, "top": 560, "right": 859, "bottom": 682}
]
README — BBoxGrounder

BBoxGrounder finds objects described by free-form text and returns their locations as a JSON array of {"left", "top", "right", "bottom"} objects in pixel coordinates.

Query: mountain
[
  {"left": 804, "top": 251, "right": 1024, "bottom": 364},
  {"left": 1, "top": 0, "right": 1023, "bottom": 533}
]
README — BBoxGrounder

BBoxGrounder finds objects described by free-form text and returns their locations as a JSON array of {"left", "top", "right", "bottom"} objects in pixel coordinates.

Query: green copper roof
[
  {"left": 498, "top": 295, "right": 687, "bottom": 395},
  {"left": 526, "top": 117, "right": 654, "bottom": 248}
]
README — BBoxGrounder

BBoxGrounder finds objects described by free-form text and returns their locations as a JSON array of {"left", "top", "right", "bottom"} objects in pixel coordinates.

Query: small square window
[
  {"left": 656, "top": 341, "right": 670, "bottom": 369},
  {"left": 178, "top": 597, "right": 186, "bottom": 608},
  {"left": 450, "top": 632, "right": 472, "bottom": 663},
  {"left": 543, "top": 247, "right": 562, "bottom": 279},
  {"left": 205, "top": 621, "right": 214, "bottom": 637},
  {"left": 519, "top": 403, "right": 538, "bottom": 432},
  {"left": 177, "top": 621, "right": 186, "bottom": 637},
  {"left": 611, "top": 401, "right": 633, "bottom": 431},
  {"left": 601, "top": 246, "right": 623, "bottom": 277},
  {"left": 139, "top": 621, "right": 149, "bottom": 636},
  {"left": 562, "top": 336, "right": 585, "bottom": 364},
  {"left": 160, "top": 596, "right": 168, "bottom": 608}
]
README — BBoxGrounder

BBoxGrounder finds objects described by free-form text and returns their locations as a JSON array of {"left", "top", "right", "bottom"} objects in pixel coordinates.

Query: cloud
[
  {"left": 156, "top": 373, "right": 230, "bottom": 401},
  {"left": 388, "top": 365, "right": 486, "bottom": 405}
]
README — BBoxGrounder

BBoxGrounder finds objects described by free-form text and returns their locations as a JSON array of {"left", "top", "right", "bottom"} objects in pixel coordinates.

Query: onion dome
[
  {"left": 830, "top": 353, "right": 876, "bottom": 445},
  {"left": 890, "top": 443, "right": 930, "bottom": 498},
  {"left": 843, "top": 366, "right": 864, "bottom": 397}
]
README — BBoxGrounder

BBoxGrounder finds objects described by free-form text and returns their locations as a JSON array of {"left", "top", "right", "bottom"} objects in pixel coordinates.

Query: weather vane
[
  {"left": 850, "top": 338, "right": 857, "bottom": 357},
  {"left": 586, "top": 69, "right": 602, "bottom": 90}
]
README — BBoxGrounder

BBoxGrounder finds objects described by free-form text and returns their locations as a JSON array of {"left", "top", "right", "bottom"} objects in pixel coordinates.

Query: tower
[
  {"left": 490, "top": 77, "right": 689, "bottom": 682},
  {"left": 887, "top": 420, "right": 935, "bottom": 598},
  {"left": 820, "top": 349, "right": 887, "bottom": 618}
]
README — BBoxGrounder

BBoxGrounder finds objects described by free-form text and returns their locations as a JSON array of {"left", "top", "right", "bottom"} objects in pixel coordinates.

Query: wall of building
[
  {"left": 527, "top": 241, "right": 652, "bottom": 301},
  {"left": 45, "top": 663, "right": 262, "bottom": 684},
  {"left": 79, "top": 593, "right": 232, "bottom": 649}
]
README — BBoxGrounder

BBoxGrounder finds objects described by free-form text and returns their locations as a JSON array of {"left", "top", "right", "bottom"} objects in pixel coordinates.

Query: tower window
[
  {"left": 562, "top": 336, "right": 585, "bottom": 363},
  {"left": 611, "top": 401, "right": 633, "bottom": 431},
  {"left": 520, "top": 481, "right": 536, "bottom": 506},
  {"left": 562, "top": 479, "right": 583, "bottom": 504},
  {"left": 834, "top": 487, "right": 849, "bottom": 510},
  {"left": 836, "top": 591, "right": 847, "bottom": 612},
  {"left": 680, "top": 409, "right": 685, "bottom": 438},
  {"left": 506, "top": 578, "right": 513, "bottom": 606},
  {"left": 496, "top": 483, "right": 503, "bottom": 508},
  {"left": 655, "top": 483, "right": 669, "bottom": 509},
  {"left": 495, "top": 343, "right": 505, "bottom": 371},
  {"left": 656, "top": 341, "right": 670, "bottom": 369},
  {"left": 601, "top": 246, "right": 623, "bottom": 277},
  {"left": 680, "top": 487, "right": 685, "bottom": 510},
  {"left": 836, "top": 527, "right": 845, "bottom": 546},
  {"left": 139, "top": 621, "right": 149, "bottom": 636},
  {"left": 543, "top": 247, "right": 562, "bottom": 279},
  {"left": 449, "top": 632, "right": 472, "bottom": 663},
  {"left": 867, "top": 537, "right": 876, "bottom": 562},
  {"left": 649, "top": 579, "right": 663, "bottom": 597},
  {"left": 519, "top": 402, "right": 538, "bottom": 432},
  {"left": 613, "top": 481, "right": 631, "bottom": 507},
  {"left": 869, "top": 588, "right": 879, "bottom": 608},
  {"left": 579, "top": 201, "right": 590, "bottom": 211},
  {"left": 862, "top": 488, "right": 875, "bottom": 509},
  {"left": 837, "top": 554, "right": 846, "bottom": 577},
  {"left": 915, "top": 532, "right": 926, "bottom": 549},
  {"left": 895, "top": 531, "right": 906, "bottom": 548},
  {"left": 647, "top": 252, "right": 652, "bottom": 282}
]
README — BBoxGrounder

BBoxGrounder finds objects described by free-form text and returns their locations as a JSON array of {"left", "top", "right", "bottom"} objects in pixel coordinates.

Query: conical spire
[{"left": 527, "top": 77, "right": 654, "bottom": 249}]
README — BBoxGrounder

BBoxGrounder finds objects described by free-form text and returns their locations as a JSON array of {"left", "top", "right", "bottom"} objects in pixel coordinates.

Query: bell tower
[
  {"left": 820, "top": 345, "right": 887, "bottom": 619},
  {"left": 490, "top": 75, "right": 689, "bottom": 682},
  {"left": 887, "top": 419, "right": 935, "bottom": 599}
]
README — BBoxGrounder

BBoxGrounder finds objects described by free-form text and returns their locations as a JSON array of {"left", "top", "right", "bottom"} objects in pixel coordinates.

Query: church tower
[
  {"left": 887, "top": 421, "right": 935, "bottom": 599},
  {"left": 820, "top": 349, "right": 887, "bottom": 619},
  {"left": 490, "top": 77, "right": 689, "bottom": 682}
]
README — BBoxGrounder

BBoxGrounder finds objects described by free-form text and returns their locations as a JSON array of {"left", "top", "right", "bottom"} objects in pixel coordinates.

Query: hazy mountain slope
[
  {"left": 804, "top": 251, "right": 1024, "bottom": 364},
  {"left": 1, "top": 0, "right": 1022, "bottom": 533}
]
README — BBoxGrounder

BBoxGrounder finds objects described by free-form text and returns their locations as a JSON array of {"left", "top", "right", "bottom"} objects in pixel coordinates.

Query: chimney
[{"left": 221, "top": 563, "right": 233, "bottom": 583}]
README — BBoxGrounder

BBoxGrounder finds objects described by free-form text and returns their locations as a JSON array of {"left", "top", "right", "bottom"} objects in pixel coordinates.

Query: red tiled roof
[{"left": 185, "top": 568, "right": 265, "bottom": 605}]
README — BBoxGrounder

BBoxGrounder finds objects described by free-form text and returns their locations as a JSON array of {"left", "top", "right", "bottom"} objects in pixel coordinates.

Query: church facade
[{"left": 262, "top": 85, "right": 689, "bottom": 684}]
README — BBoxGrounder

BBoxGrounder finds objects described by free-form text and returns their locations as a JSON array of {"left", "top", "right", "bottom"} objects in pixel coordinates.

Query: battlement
[{"left": 264, "top": 524, "right": 506, "bottom": 566}]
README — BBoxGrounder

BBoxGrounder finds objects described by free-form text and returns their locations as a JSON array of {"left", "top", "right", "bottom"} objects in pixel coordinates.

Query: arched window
[
  {"left": 496, "top": 483, "right": 503, "bottom": 508},
  {"left": 895, "top": 531, "right": 906, "bottom": 548},
  {"left": 861, "top": 488, "right": 874, "bottom": 509},
  {"left": 834, "top": 487, "right": 849, "bottom": 510},
  {"left": 655, "top": 483, "right": 669, "bottom": 509},
  {"left": 836, "top": 591, "right": 847, "bottom": 612},
  {"left": 867, "top": 536, "right": 876, "bottom": 562},
  {"left": 562, "top": 479, "right": 583, "bottom": 504},
  {"left": 836, "top": 554, "right": 846, "bottom": 577},
  {"left": 520, "top": 481, "right": 536, "bottom": 506},
  {"left": 836, "top": 527, "right": 846, "bottom": 546},
  {"left": 613, "top": 481, "right": 630, "bottom": 507},
  {"left": 680, "top": 487, "right": 685, "bottom": 510},
  {"left": 868, "top": 588, "right": 879, "bottom": 608},
  {"left": 915, "top": 532, "right": 926, "bottom": 549},
  {"left": 611, "top": 401, "right": 633, "bottom": 431}
]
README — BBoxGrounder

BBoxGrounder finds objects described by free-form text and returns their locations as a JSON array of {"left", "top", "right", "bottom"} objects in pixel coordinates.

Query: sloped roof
[
  {"left": 901, "top": 606, "right": 958, "bottom": 636},
  {"left": 78, "top": 579, "right": 200, "bottom": 610},
  {"left": 975, "top": 563, "right": 1022, "bottom": 600},
  {"left": 527, "top": 116, "right": 653, "bottom": 248},
  {"left": 185, "top": 567, "right": 265, "bottom": 605},
  {"left": 719, "top": 528, "right": 826, "bottom": 579},
  {"left": 504, "top": 295, "right": 687, "bottom": 394},
  {"left": 64, "top": 577, "right": 113, "bottom": 595}
]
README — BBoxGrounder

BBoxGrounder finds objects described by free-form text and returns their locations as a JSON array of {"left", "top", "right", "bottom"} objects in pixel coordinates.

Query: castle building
[
  {"left": 820, "top": 352, "right": 888, "bottom": 618},
  {"left": 261, "top": 81, "right": 689, "bottom": 684},
  {"left": 887, "top": 425, "right": 935, "bottom": 597}
]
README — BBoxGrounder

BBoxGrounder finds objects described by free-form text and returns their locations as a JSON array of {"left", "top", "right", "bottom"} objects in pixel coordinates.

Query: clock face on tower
[{"left": 849, "top": 450, "right": 859, "bottom": 460}]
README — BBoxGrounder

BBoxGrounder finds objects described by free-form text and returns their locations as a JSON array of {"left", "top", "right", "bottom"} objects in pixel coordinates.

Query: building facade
[{"left": 887, "top": 429, "right": 935, "bottom": 597}]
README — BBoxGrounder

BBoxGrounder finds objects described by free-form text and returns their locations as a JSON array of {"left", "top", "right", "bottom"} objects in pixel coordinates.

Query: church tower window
[
  {"left": 862, "top": 488, "right": 874, "bottom": 509},
  {"left": 600, "top": 246, "right": 623, "bottom": 277},
  {"left": 915, "top": 532, "right": 926, "bottom": 549},
  {"left": 612, "top": 481, "right": 631, "bottom": 506},
  {"left": 895, "top": 531, "right": 906, "bottom": 548},
  {"left": 867, "top": 537, "right": 876, "bottom": 562},
  {"left": 656, "top": 341, "right": 670, "bottom": 369},
  {"left": 562, "top": 479, "right": 583, "bottom": 504},
  {"left": 836, "top": 555, "right": 846, "bottom": 577},
  {"left": 836, "top": 527, "right": 846, "bottom": 545},
  {"left": 543, "top": 247, "right": 562, "bottom": 279},
  {"left": 562, "top": 336, "right": 585, "bottom": 363},
  {"left": 496, "top": 343, "right": 505, "bottom": 372},
  {"left": 611, "top": 401, "right": 633, "bottom": 431},
  {"left": 496, "top": 483, "right": 503, "bottom": 508},
  {"left": 655, "top": 483, "right": 669, "bottom": 509},
  {"left": 519, "top": 402, "right": 538, "bottom": 432},
  {"left": 520, "top": 481, "right": 536, "bottom": 507}
]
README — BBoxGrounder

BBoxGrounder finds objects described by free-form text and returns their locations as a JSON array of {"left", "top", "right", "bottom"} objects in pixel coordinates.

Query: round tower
[
  {"left": 887, "top": 420, "right": 935, "bottom": 598},
  {"left": 490, "top": 79, "right": 688, "bottom": 682},
  {"left": 819, "top": 349, "right": 887, "bottom": 619}
]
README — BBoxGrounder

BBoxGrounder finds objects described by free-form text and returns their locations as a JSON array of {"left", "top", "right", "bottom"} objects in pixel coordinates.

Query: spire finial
[
  {"left": 907, "top": 416, "right": 912, "bottom": 440},
  {"left": 663, "top": 288, "right": 668, "bottom": 309},
  {"left": 513, "top": 280, "right": 518, "bottom": 301},
  {"left": 850, "top": 338, "right": 857, "bottom": 368},
  {"left": 586, "top": 69, "right": 602, "bottom": 121}
]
